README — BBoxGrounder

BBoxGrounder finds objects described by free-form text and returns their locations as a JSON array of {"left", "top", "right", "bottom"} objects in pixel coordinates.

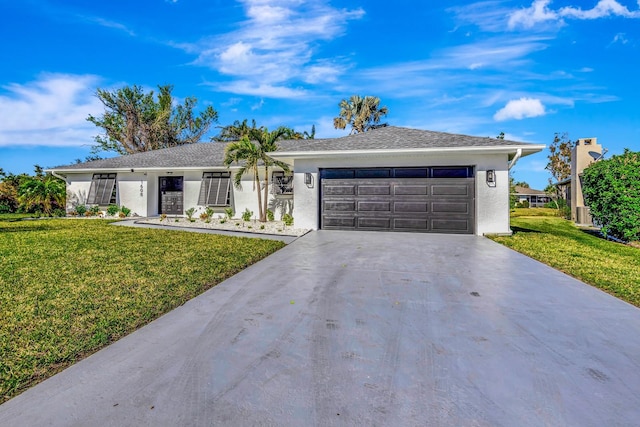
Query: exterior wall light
[
  {"left": 304, "top": 172, "right": 313, "bottom": 187},
  {"left": 486, "top": 169, "right": 496, "bottom": 186}
]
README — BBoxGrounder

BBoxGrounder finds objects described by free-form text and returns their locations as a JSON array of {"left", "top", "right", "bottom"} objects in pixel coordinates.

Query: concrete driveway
[{"left": 2, "top": 231, "right": 640, "bottom": 426}]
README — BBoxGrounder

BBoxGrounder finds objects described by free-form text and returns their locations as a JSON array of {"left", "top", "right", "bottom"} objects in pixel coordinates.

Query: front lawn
[
  {"left": 489, "top": 211, "right": 640, "bottom": 307},
  {"left": 0, "top": 219, "right": 285, "bottom": 403}
]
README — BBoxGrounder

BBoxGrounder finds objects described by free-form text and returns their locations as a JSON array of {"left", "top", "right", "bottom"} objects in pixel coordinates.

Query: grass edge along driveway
[
  {"left": 0, "top": 219, "right": 285, "bottom": 404},
  {"left": 489, "top": 210, "right": 640, "bottom": 308}
]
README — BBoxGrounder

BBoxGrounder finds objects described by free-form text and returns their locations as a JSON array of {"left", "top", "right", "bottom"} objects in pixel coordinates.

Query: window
[
  {"left": 272, "top": 171, "right": 293, "bottom": 195},
  {"left": 87, "top": 173, "right": 117, "bottom": 205},
  {"left": 198, "top": 172, "right": 231, "bottom": 206}
]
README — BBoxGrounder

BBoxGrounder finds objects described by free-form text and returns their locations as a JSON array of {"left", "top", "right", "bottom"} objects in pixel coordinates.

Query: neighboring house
[
  {"left": 513, "top": 186, "right": 550, "bottom": 208},
  {"left": 555, "top": 137, "right": 604, "bottom": 226},
  {"left": 49, "top": 126, "right": 544, "bottom": 235}
]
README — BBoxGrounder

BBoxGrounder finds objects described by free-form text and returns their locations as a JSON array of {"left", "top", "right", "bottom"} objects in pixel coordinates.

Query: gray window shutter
[
  {"left": 88, "top": 174, "right": 117, "bottom": 205},
  {"left": 198, "top": 172, "right": 230, "bottom": 206}
]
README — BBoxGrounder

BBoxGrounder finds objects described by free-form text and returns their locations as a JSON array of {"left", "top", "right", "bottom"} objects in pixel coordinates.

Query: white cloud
[
  {"left": 508, "top": 0, "right": 559, "bottom": 29},
  {"left": 183, "top": 0, "right": 364, "bottom": 97},
  {"left": 494, "top": 97, "right": 546, "bottom": 121},
  {"left": 213, "top": 80, "right": 307, "bottom": 98},
  {"left": 560, "top": 0, "right": 640, "bottom": 19},
  {"left": 79, "top": 15, "right": 136, "bottom": 36},
  {"left": 509, "top": 0, "right": 640, "bottom": 29},
  {"left": 0, "top": 74, "right": 102, "bottom": 147},
  {"left": 612, "top": 32, "right": 629, "bottom": 44}
]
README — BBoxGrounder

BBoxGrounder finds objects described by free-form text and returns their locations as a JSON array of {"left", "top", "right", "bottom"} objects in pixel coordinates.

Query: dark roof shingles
[{"left": 52, "top": 126, "right": 534, "bottom": 171}]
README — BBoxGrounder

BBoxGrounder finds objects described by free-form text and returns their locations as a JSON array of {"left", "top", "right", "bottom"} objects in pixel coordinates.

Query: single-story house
[
  {"left": 513, "top": 186, "right": 550, "bottom": 208},
  {"left": 49, "top": 126, "right": 544, "bottom": 235}
]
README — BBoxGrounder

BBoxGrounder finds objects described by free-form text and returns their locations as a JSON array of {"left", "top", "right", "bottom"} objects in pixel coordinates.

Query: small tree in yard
[
  {"left": 582, "top": 149, "right": 640, "bottom": 242},
  {"left": 545, "top": 132, "right": 574, "bottom": 216}
]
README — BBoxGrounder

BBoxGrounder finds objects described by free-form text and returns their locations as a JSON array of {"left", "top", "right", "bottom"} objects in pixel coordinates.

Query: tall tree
[
  {"left": 87, "top": 84, "right": 218, "bottom": 155},
  {"left": 223, "top": 126, "right": 290, "bottom": 222},
  {"left": 333, "top": 95, "right": 389, "bottom": 134},
  {"left": 213, "top": 119, "right": 315, "bottom": 142},
  {"left": 546, "top": 132, "right": 574, "bottom": 183},
  {"left": 212, "top": 119, "right": 259, "bottom": 142}
]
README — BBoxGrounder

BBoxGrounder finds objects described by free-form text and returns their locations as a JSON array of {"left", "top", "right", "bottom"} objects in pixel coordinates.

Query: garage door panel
[
  {"left": 324, "top": 185, "right": 356, "bottom": 195},
  {"left": 394, "top": 218, "right": 428, "bottom": 229},
  {"left": 358, "top": 185, "right": 391, "bottom": 195},
  {"left": 358, "top": 217, "right": 391, "bottom": 229},
  {"left": 323, "top": 217, "right": 356, "bottom": 228},
  {"left": 395, "top": 202, "right": 428, "bottom": 213},
  {"left": 431, "top": 219, "right": 471, "bottom": 233},
  {"left": 358, "top": 201, "right": 391, "bottom": 211},
  {"left": 432, "top": 202, "right": 470, "bottom": 214},
  {"left": 395, "top": 185, "right": 428, "bottom": 195},
  {"left": 324, "top": 201, "right": 356, "bottom": 212},
  {"left": 321, "top": 173, "right": 474, "bottom": 234},
  {"left": 431, "top": 185, "right": 469, "bottom": 196}
]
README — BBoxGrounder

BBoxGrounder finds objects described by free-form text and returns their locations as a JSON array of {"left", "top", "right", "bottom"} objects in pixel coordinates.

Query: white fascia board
[
  {"left": 46, "top": 166, "right": 241, "bottom": 174},
  {"left": 269, "top": 145, "right": 546, "bottom": 162}
]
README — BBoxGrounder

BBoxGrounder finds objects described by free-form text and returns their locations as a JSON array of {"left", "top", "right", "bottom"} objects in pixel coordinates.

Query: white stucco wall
[
  {"left": 65, "top": 173, "right": 93, "bottom": 210},
  {"left": 64, "top": 168, "right": 289, "bottom": 219},
  {"left": 289, "top": 152, "right": 512, "bottom": 236},
  {"left": 117, "top": 173, "right": 148, "bottom": 217}
]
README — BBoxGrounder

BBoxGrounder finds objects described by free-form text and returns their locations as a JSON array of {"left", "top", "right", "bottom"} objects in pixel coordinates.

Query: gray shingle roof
[
  {"left": 50, "top": 126, "right": 540, "bottom": 171},
  {"left": 276, "top": 126, "right": 535, "bottom": 152},
  {"left": 51, "top": 142, "right": 230, "bottom": 171}
]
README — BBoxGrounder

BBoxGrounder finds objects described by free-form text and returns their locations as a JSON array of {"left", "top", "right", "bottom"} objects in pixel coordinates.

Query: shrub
[
  {"left": 225, "top": 207, "right": 234, "bottom": 219},
  {"left": 185, "top": 207, "right": 196, "bottom": 221},
  {"left": 107, "top": 204, "right": 119, "bottom": 216},
  {"left": 200, "top": 212, "right": 210, "bottom": 221},
  {"left": 582, "top": 149, "right": 640, "bottom": 241},
  {"left": 120, "top": 206, "right": 131, "bottom": 217},
  {"left": 52, "top": 208, "right": 66, "bottom": 217},
  {"left": 242, "top": 208, "right": 253, "bottom": 222},
  {"left": 75, "top": 205, "right": 87, "bottom": 216},
  {"left": 160, "top": 213, "right": 167, "bottom": 222},
  {"left": 205, "top": 207, "right": 214, "bottom": 218},
  {"left": 266, "top": 209, "right": 275, "bottom": 222},
  {"left": 282, "top": 213, "right": 293, "bottom": 226},
  {"left": 89, "top": 205, "right": 101, "bottom": 216},
  {"left": 185, "top": 207, "right": 196, "bottom": 219}
]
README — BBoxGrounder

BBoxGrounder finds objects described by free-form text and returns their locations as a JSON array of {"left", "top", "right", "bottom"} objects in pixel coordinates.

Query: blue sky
[{"left": 1, "top": 0, "right": 639, "bottom": 190}]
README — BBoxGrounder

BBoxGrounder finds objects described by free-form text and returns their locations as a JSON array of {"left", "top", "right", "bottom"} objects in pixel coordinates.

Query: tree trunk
[
  {"left": 261, "top": 166, "right": 269, "bottom": 222},
  {"left": 255, "top": 168, "right": 262, "bottom": 222}
]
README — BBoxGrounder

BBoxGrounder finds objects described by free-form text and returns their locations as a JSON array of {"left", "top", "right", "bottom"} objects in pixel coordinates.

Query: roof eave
[
  {"left": 46, "top": 165, "right": 240, "bottom": 174},
  {"left": 269, "top": 145, "right": 546, "bottom": 162}
]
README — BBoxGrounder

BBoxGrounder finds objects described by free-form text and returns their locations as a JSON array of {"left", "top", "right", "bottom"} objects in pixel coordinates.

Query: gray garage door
[{"left": 320, "top": 167, "right": 475, "bottom": 234}]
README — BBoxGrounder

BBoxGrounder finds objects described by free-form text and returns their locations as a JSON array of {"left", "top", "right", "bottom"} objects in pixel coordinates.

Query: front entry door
[{"left": 159, "top": 176, "right": 184, "bottom": 215}]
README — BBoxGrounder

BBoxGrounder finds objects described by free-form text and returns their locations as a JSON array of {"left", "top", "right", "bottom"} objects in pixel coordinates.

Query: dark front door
[{"left": 159, "top": 176, "right": 184, "bottom": 215}]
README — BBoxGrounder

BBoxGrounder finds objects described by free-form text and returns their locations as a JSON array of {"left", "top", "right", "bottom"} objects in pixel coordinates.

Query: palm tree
[
  {"left": 213, "top": 119, "right": 259, "bottom": 142},
  {"left": 333, "top": 95, "right": 389, "bottom": 134},
  {"left": 224, "top": 137, "right": 263, "bottom": 219},
  {"left": 17, "top": 174, "right": 66, "bottom": 215},
  {"left": 223, "top": 126, "right": 290, "bottom": 222},
  {"left": 254, "top": 127, "right": 291, "bottom": 222}
]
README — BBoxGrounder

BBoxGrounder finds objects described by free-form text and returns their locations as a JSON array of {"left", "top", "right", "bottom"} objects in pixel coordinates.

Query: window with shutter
[
  {"left": 272, "top": 171, "right": 293, "bottom": 195},
  {"left": 87, "top": 173, "right": 117, "bottom": 205},
  {"left": 198, "top": 172, "right": 231, "bottom": 206}
]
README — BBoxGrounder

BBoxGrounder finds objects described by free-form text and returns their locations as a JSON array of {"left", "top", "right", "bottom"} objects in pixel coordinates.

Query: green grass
[
  {"left": 489, "top": 211, "right": 640, "bottom": 308},
  {"left": 0, "top": 219, "right": 285, "bottom": 403},
  {"left": 0, "top": 213, "right": 36, "bottom": 222},
  {"left": 509, "top": 207, "right": 563, "bottom": 217}
]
